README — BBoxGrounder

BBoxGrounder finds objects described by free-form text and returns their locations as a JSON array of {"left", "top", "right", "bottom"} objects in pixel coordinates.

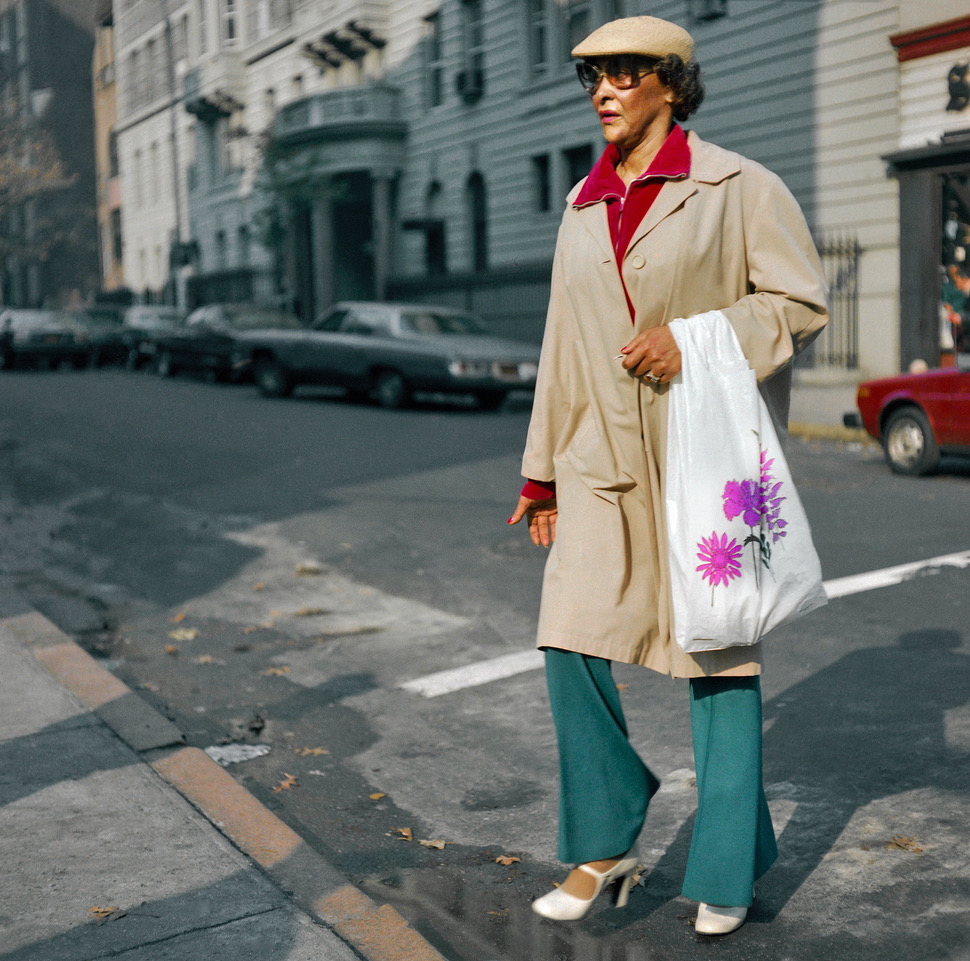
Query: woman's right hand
[{"left": 508, "top": 495, "right": 558, "bottom": 548}]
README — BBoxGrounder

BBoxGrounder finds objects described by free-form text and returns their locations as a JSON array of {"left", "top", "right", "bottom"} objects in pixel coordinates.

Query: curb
[
  {"left": 4, "top": 608, "right": 447, "bottom": 961},
  {"left": 788, "top": 421, "right": 875, "bottom": 445}
]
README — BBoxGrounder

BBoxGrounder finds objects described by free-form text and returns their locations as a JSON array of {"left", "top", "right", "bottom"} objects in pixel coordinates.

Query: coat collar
[{"left": 568, "top": 131, "right": 742, "bottom": 261}]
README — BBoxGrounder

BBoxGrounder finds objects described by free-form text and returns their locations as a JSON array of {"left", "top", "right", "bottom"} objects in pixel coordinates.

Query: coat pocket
[{"left": 561, "top": 412, "right": 636, "bottom": 501}]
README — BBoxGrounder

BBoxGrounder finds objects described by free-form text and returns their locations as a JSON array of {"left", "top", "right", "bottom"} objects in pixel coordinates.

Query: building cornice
[{"left": 889, "top": 15, "right": 970, "bottom": 63}]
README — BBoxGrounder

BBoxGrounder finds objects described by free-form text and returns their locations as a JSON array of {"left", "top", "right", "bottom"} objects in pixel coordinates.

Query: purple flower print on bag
[{"left": 696, "top": 447, "right": 787, "bottom": 601}]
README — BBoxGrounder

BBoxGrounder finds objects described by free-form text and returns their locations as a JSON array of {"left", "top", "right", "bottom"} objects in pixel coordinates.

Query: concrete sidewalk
[{"left": 0, "top": 583, "right": 446, "bottom": 961}]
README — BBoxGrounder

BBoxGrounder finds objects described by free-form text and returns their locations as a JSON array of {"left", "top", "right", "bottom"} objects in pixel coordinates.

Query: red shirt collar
[{"left": 573, "top": 124, "right": 690, "bottom": 207}]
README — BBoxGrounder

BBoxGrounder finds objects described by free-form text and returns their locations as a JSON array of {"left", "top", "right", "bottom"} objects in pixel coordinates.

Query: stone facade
[{"left": 101, "top": 0, "right": 970, "bottom": 376}]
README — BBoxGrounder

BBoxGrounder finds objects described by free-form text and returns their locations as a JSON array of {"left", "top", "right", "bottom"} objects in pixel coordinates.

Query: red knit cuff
[{"left": 521, "top": 479, "right": 556, "bottom": 500}]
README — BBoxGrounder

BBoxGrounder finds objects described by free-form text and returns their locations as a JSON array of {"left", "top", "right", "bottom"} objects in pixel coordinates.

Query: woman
[{"left": 507, "top": 16, "right": 827, "bottom": 935}]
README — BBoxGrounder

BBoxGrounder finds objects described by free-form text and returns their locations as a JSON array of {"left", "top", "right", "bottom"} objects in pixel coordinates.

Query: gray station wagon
[{"left": 240, "top": 301, "right": 540, "bottom": 409}]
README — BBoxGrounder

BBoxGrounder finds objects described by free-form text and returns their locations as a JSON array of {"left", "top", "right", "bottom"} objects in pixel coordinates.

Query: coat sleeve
[
  {"left": 718, "top": 161, "right": 828, "bottom": 384},
  {"left": 520, "top": 220, "right": 576, "bottom": 484}
]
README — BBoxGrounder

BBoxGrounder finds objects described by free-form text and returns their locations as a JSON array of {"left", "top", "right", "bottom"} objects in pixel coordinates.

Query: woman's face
[{"left": 589, "top": 62, "right": 675, "bottom": 155}]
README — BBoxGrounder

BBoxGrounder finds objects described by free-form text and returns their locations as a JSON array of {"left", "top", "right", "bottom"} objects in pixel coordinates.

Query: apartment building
[
  {"left": 0, "top": 0, "right": 99, "bottom": 306},
  {"left": 102, "top": 1, "right": 970, "bottom": 377}
]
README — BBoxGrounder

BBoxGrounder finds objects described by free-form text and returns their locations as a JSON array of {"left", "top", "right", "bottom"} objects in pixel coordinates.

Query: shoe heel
[{"left": 612, "top": 872, "right": 635, "bottom": 909}]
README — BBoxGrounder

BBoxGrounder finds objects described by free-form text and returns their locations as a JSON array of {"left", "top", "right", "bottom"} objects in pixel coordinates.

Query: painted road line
[
  {"left": 402, "top": 549, "right": 970, "bottom": 698},
  {"left": 399, "top": 648, "right": 545, "bottom": 698},
  {"left": 821, "top": 548, "right": 970, "bottom": 599}
]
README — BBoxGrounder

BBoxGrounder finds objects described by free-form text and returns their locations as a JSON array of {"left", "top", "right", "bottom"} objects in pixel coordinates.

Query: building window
[
  {"left": 563, "top": 143, "right": 593, "bottom": 190},
  {"left": 146, "top": 38, "right": 158, "bottom": 103},
  {"left": 221, "top": 0, "right": 237, "bottom": 48},
  {"left": 174, "top": 14, "right": 189, "bottom": 62},
  {"left": 215, "top": 229, "right": 227, "bottom": 269},
  {"left": 110, "top": 208, "right": 123, "bottom": 265},
  {"left": 532, "top": 154, "right": 550, "bottom": 212},
  {"left": 689, "top": 0, "right": 728, "bottom": 23},
  {"left": 238, "top": 224, "right": 250, "bottom": 267},
  {"left": 425, "top": 12, "right": 444, "bottom": 108},
  {"left": 527, "top": 0, "right": 547, "bottom": 73},
  {"left": 561, "top": 1, "right": 590, "bottom": 62},
  {"left": 457, "top": 0, "right": 484, "bottom": 105},
  {"left": 466, "top": 172, "right": 487, "bottom": 272},
  {"left": 197, "top": 0, "right": 207, "bottom": 56},
  {"left": 150, "top": 141, "right": 159, "bottom": 203},
  {"left": 133, "top": 148, "right": 142, "bottom": 207},
  {"left": 426, "top": 180, "right": 446, "bottom": 275},
  {"left": 108, "top": 130, "right": 119, "bottom": 178},
  {"left": 128, "top": 49, "right": 141, "bottom": 111}
]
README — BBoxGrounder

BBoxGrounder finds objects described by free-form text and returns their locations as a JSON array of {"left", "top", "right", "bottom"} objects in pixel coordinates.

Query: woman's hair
[{"left": 655, "top": 54, "right": 705, "bottom": 121}]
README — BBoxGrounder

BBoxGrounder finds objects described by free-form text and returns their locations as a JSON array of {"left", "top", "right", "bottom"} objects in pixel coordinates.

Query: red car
[{"left": 850, "top": 359, "right": 970, "bottom": 475}]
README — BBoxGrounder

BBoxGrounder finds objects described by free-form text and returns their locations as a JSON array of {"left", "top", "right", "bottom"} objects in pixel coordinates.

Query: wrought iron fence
[{"left": 800, "top": 233, "right": 861, "bottom": 370}]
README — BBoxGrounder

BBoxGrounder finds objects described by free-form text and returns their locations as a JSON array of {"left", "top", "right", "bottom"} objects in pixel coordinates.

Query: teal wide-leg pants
[{"left": 544, "top": 649, "right": 777, "bottom": 907}]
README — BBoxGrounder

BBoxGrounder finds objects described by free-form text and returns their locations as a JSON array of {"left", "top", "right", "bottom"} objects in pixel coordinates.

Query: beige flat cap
[{"left": 571, "top": 16, "right": 694, "bottom": 63}]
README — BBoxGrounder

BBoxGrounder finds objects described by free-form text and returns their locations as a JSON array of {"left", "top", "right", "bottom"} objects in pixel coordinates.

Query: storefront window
[{"left": 941, "top": 173, "right": 970, "bottom": 356}]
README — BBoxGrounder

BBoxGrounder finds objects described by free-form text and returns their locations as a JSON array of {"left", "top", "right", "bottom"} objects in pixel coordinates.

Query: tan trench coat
[{"left": 521, "top": 131, "right": 829, "bottom": 679}]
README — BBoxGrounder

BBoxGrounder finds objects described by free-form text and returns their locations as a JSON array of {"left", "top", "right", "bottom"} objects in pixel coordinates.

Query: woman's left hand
[{"left": 618, "top": 326, "right": 681, "bottom": 384}]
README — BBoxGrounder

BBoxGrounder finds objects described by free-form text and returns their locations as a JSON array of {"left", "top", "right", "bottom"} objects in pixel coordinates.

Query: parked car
[
  {"left": 152, "top": 303, "right": 303, "bottom": 381},
  {"left": 848, "top": 355, "right": 970, "bottom": 474},
  {"left": 0, "top": 308, "right": 89, "bottom": 370},
  {"left": 122, "top": 305, "right": 188, "bottom": 369},
  {"left": 243, "top": 301, "right": 541, "bottom": 409},
  {"left": 70, "top": 305, "right": 128, "bottom": 367}
]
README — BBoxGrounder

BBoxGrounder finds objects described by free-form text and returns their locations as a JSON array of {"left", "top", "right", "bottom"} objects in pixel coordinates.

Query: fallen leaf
[
  {"left": 393, "top": 827, "right": 413, "bottom": 842},
  {"left": 168, "top": 628, "right": 198, "bottom": 641},
  {"left": 261, "top": 666, "right": 290, "bottom": 676},
  {"left": 89, "top": 905, "right": 126, "bottom": 924},
  {"left": 295, "top": 747, "right": 329, "bottom": 756},
  {"left": 889, "top": 835, "right": 923, "bottom": 854},
  {"left": 419, "top": 839, "right": 452, "bottom": 850},
  {"left": 171, "top": 612, "right": 186, "bottom": 623},
  {"left": 495, "top": 855, "right": 520, "bottom": 866},
  {"left": 292, "top": 606, "right": 329, "bottom": 617},
  {"left": 295, "top": 563, "right": 323, "bottom": 576},
  {"left": 273, "top": 773, "right": 298, "bottom": 792},
  {"left": 164, "top": 645, "right": 179, "bottom": 657},
  {"left": 252, "top": 582, "right": 266, "bottom": 591},
  {"left": 194, "top": 655, "right": 224, "bottom": 665},
  {"left": 616, "top": 683, "right": 630, "bottom": 692},
  {"left": 369, "top": 792, "right": 386, "bottom": 800}
]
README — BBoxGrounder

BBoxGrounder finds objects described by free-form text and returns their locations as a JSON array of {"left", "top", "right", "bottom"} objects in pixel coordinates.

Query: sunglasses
[{"left": 576, "top": 56, "right": 659, "bottom": 94}]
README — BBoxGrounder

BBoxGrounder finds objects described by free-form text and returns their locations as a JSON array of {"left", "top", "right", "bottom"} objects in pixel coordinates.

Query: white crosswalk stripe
[{"left": 401, "top": 550, "right": 970, "bottom": 698}]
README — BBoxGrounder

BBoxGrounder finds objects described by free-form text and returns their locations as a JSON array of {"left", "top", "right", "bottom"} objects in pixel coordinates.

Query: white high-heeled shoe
[
  {"left": 531, "top": 848, "right": 639, "bottom": 921},
  {"left": 695, "top": 902, "right": 747, "bottom": 935}
]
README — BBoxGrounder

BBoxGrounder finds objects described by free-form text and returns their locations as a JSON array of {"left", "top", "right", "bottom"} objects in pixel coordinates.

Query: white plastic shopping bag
[{"left": 665, "top": 312, "right": 827, "bottom": 654}]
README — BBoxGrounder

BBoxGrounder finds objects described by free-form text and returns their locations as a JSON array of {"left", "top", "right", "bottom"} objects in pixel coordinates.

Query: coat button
[{"left": 629, "top": 254, "right": 646, "bottom": 269}]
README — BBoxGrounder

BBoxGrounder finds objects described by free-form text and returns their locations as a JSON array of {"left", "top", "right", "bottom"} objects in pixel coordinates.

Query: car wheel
[
  {"left": 254, "top": 357, "right": 292, "bottom": 398},
  {"left": 372, "top": 370, "right": 410, "bottom": 409},
  {"left": 883, "top": 406, "right": 940, "bottom": 476},
  {"left": 476, "top": 390, "right": 507, "bottom": 411},
  {"left": 155, "top": 351, "right": 175, "bottom": 377}
]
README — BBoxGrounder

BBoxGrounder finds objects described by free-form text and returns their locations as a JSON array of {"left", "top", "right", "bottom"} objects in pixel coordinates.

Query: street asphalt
[{"left": 0, "top": 378, "right": 876, "bottom": 961}]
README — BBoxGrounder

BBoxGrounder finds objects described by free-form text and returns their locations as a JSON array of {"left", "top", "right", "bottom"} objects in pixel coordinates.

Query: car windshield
[
  {"left": 399, "top": 310, "right": 487, "bottom": 336},
  {"left": 127, "top": 309, "right": 184, "bottom": 329},
  {"left": 78, "top": 308, "right": 123, "bottom": 327},
  {"left": 224, "top": 308, "right": 302, "bottom": 331}
]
